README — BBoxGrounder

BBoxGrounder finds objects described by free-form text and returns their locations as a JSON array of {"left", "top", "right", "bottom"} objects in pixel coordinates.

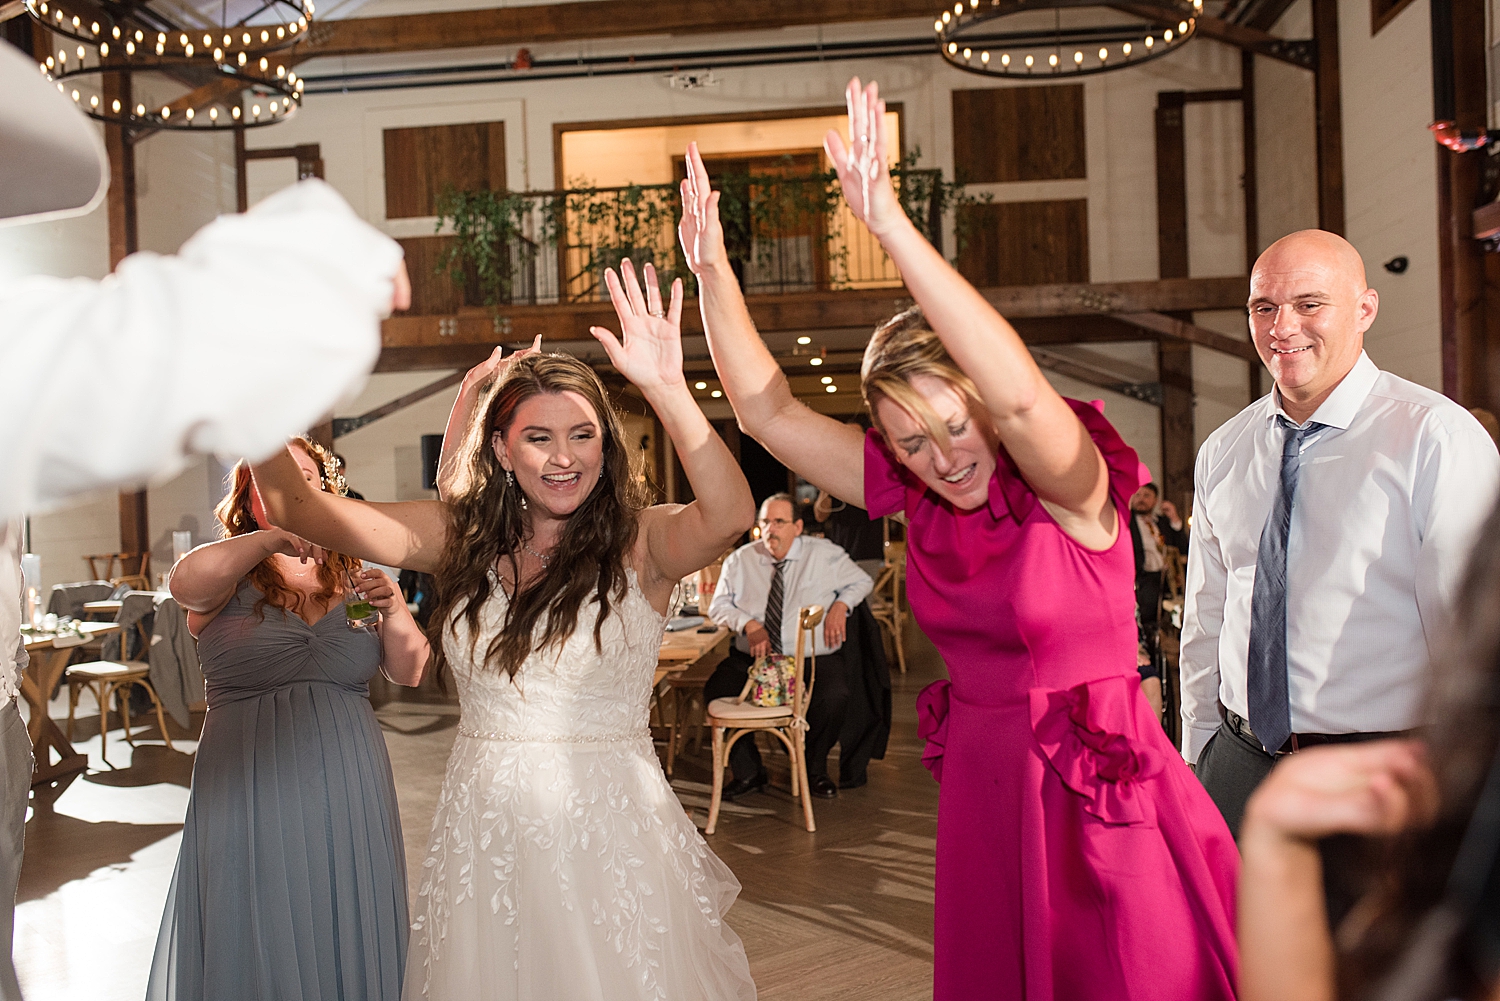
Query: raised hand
[
  {"left": 1243, "top": 740, "right": 1438, "bottom": 844},
  {"left": 589, "top": 259, "right": 686, "bottom": 395},
  {"left": 678, "top": 141, "right": 729, "bottom": 276},
  {"left": 823, "top": 77, "right": 904, "bottom": 238},
  {"left": 260, "top": 526, "right": 328, "bottom": 566},
  {"left": 464, "top": 335, "right": 542, "bottom": 392}
]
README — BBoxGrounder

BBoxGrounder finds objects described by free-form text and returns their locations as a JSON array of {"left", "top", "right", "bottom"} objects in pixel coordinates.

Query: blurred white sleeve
[
  {"left": 1179, "top": 445, "right": 1227, "bottom": 764},
  {"left": 0, "top": 179, "right": 402, "bottom": 517}
]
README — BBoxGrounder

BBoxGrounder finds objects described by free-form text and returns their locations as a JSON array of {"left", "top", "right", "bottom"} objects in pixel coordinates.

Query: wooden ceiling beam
[{"left": 302, "top": 0, "right": 939, "bottom": 60}]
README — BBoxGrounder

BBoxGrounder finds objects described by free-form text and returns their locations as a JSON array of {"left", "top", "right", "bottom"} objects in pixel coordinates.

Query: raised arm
[
  {"left": 588, "top": 261, "right": 755, "bottom": 606},
  {"left": 436, "top": 337, "right": 542, "bottom": 501},
  {"left": 1238, "top": 742, "right": 1437, "bottom": 1001},
  {"left": 169, "top": 529, "right": 327, "bottom": 633},
  {"left": 1, "top": 180, "right": 407, "bottom": 519},
  {"left": 252, "top": 447, "right": 449, "bottom": 574},
  {"left": 679, "top": 143, "right": 867, "bottom": 507},
  {"left": 826, "top": 79, "right": 1110, "bottom": 541}
]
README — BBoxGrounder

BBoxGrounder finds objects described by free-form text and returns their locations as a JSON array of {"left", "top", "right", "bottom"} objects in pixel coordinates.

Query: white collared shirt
[
  {"left": 709, "top": 535, "right": 874, "bottom": 658},
  {"left": 1180, "top": 351, "right": 1500, "bottom": 762}
]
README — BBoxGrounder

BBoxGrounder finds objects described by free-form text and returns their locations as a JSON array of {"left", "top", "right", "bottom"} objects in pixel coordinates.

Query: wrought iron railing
[{"left": 433, "top": 160, "right": 989, "bottom": 307}]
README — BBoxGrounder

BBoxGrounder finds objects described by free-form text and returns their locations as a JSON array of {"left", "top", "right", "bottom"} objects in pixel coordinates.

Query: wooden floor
[{"left": 12, "top": 626, "right": 945, "bottom": 1000}]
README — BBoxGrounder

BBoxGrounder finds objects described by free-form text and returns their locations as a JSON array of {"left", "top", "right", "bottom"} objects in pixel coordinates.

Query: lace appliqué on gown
[{"left": 405, "top": 571, "right": 756, "bottom": 1001}]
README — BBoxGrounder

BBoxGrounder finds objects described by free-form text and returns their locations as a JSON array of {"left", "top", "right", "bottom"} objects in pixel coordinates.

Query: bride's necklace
[{"left": 523, "top": 541, "right": 553, "bottom": 568}]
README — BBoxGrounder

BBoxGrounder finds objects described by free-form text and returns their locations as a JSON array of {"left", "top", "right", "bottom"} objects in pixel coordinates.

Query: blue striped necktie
[{"left": 1246, "top": 416, "right": 1326, "bottom": 754}]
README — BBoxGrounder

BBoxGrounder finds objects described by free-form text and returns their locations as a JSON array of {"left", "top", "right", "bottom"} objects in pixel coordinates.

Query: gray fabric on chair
[
  {"left": 101, "top": 591, "right": 161, "bottom": 662},
  {"left": 45, "top": 581, "right": 113, "bottom": 619},
  {"left": 148, "top": 598, "right": 201, "bottom": 728}
]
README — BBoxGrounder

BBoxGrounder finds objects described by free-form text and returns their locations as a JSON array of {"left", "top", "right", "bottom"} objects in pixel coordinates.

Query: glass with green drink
[{"left": 345, "top": 567, "right": 378, "bottom": 630}]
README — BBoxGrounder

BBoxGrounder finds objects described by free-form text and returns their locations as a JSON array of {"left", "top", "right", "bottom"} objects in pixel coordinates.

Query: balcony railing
[{"left": 432, "top": 162, "right": 988, "bottom": 307}]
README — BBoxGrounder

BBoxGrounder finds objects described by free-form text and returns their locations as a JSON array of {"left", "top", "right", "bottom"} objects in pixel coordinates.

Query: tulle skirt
[{"left": 404, "top": 733, "right": 756, "bottom": 1001}]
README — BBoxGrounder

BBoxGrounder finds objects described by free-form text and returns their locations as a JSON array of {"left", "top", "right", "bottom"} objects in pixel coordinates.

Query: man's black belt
[{"left": 1223, "top": 707, "right": 1411, "bottom": 756}]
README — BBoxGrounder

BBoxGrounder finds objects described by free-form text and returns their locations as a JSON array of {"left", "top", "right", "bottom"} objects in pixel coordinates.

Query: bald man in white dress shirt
[
  {"left": 1181, "top": 231, "right": 1500, "bottom": 851},
  {"left": 0, "top": 40, "right": 406, "bottom": 998}
]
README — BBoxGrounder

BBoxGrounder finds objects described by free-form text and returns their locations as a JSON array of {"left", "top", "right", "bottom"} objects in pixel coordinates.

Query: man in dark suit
[{"left": 1128, "top": 482, "right": 1188, "bottom": 714}]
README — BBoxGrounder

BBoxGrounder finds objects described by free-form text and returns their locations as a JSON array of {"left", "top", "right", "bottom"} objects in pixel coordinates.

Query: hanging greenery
[{"left": 432, "top": 150, "right": 991, "bottom": 307}]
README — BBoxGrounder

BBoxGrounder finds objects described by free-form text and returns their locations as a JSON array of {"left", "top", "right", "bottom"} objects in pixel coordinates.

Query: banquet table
[{"left": 21, "top": 621, "right": 119, "bottom": 807}]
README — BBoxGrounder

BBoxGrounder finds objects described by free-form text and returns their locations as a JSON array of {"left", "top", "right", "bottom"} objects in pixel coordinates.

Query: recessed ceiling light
[
  {"left": 810, "top": 357, "right": 824, "bottom": 366},
  {"left": 694, "top": 381, "right": 707, "bottom": 390},
  {"left": 820, "top": 376, "right": 833, "bottom": 384},
  {"left": 711, "top": 390, "right": 723, "bottom": 398},
  {"left": 825, "top": 385, "right": 837, "bottom": 393},
  {"left": 797, "top": 336, "right": 811, "bottom": 345}
]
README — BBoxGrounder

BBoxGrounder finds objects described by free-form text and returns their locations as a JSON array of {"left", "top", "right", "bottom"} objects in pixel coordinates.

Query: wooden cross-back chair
[
  {"left": 868, "top": 538, "right": 908, "bottom": 674},
  {"left": 84, "top": 552, "right": 151, "bottom": 590},
  {"left": 704, "top": 604, "right": 824, "bottom": 835}
]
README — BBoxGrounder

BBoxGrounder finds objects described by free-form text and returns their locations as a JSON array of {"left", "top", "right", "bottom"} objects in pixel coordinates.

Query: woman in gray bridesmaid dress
[{"left": 146, "top": 438, "right": 430, "bottom": 1001}]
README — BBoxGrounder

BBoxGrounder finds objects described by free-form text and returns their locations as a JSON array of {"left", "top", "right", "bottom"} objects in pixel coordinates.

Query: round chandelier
[
  {"left": 936, "top": 0, "right": 1201, "bottom": 78},
  {"left": 26, "top": 0, "right": 313, "bottom": 130}
]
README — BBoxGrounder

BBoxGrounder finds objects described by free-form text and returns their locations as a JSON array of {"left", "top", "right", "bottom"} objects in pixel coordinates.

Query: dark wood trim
[
  {"left": 1312, "top": 0, "right": 1346, "bottom": 234},
  {"left": 1371, "top": 0, "right": 1419, "bottom": 34},
  {"left": 1182, "top": 89, "right": 1245, "bottom": 103},
  {"left": 118, "top": 490, "right": 149, "bottom": 562},
  {"left": 304, "top": 0, "right": 940, "bottom": 60},
  {"left": 1155, "top": 92, "right": 1189, "bottom": 280},
  {"left": 332, "top": 371, "right": 464, "bottom": 438},
  {"left": 1157, "top": 340, "right": 1195, "bottom": 512},
  {"left": 1111, "top": 5, "right": 1314, "bottom": 67},
  {"left": 234, "top": 128, "right": 248, "bottom": 214},
  {"left": 1116, "top": 312, "right": 1260, "bottom": 362},
  {"left": 1241, "top": 51, "right": 1260, "bottom": 270},
  {"left": 1435, "top": 0, "right": 1494, "bottom": 410}
]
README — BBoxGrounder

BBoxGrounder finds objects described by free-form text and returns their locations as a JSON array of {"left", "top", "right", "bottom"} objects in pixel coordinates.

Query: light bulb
[
  {"left": 38, "top": 2, "right": 47, "bottom": 13},
  {"left": 252, "top": 103, "right": 261, "bottom": 116},
  {"left": 1099, "top": 47, "right": 1108, "bottom": 60},
  {"left": 825, "top": 385, "right": 837, "bottom": 393},
  {"left": 134, "top": 29, "right": 143, "bottom": 41},
  {"left": 70, "top": 89, "right": 78, "bottom": 101},
  {"left": 231, "top": 106, "right": 240, "bottom": 118},
  {"left": 185, "top": 107, "right": 193, "bottom": 119},
  {"left": 1074, "top": 50, "right": 1083, "bottom": 63},
  {"left": 90, "top": 21, "right": 98, "bottom": 33},
  {"left": 981, "top": 50, "right": 990, "bottom": 63},
  {"left": 213, "top": 48, "right": 222, "bottom": 61},
  {"left": 185, "top": 43, "right": 193, "bottom": 56},
  {"left": 1123, "top": 42, "right": 1132, "bottom": 54},
  {"left": 223, "top": 33, "right": 231, "bottom": 45},
  {"left": 711, "top": 390, "right": 723, "bottom": 398},
  {"left": 963, "top": 47, "right": 971, "bottom": 59},
  {"left": 1048, "top": 53, "right": 1058, "bottom": 66},
  {"left": 277, "top": 64, "right": 286, "bottom": 77},
  {"left": 1145, "top": 35, "right": 1154, "bottom": 47},
  {"left": 947, "top": 42, "right": 957, "bottom": 54},
  {"left": 1179, "top": 20, "right": 1188, "bottom": 31},
  {"left": 1024, "top": 54, "right": 1033, "bottom": 67},
  {"left": 1164, "top": 28, "right": 1173, "bottom": 40},
  {"left": 209, "top": 107, "right": 218, "bottom": 120},
  {"left": 259, "top": 56, "right": 268, "bottom": 70},
  {"left": 134, "top": 103, "right": 144, "bottom": 115},
  {"left": 941, "top": 10, "right": 951, "bottom": 22},
  {"left": 260, "top": 29, "right": 269, "bottom": 42},
  {"left": 161, "top": 105, "right": 169, "bottom": 117},
  {"left": 179, "top": 33, "right": 187, "bottom": 45},
  {"left": 111, "top": 25, "right": 120, "bottom": 38},
  {"left": 694, "top": 381, "right": 707, "bottom": 390},
  {"left": 157, "top": 32, "right": 165, "bottom": 43},
  {"left": 89, "top": 94, "right": 98, "bottom": 107},
  {"left": 203, "top": 33, "right": 211, "bottom": 45},
  {"left": 76, "top": 45, "right": 83, "bottom": 59},
  {"left": 270, "top": 101, "right": 279, "bottom": 112},
  {"left": 289, "top": 21, "right": 298, "bottom": 32},
  {"left": 241, "top": 31, "right": 250, "bottom": 44},
  {"left": 810, "top": 357, "right": 824, "bottom": 367},
  {"left": 797, "top": 336, "right": 812, "bottom": 345},
  {"left": 57, "top": 49, "right": 65, "bottom": 63},
  {"left": 954, "top": 1, "right": 962, "bottom": 11},
  {"left": 277, "top": 26, "right": 285, "bottom": 38},
  {"left": 237, "top": 51, "right": 247, "bottom": 65},
  {"left": 45, "top": 56, "right": 53, "bottom": 68},
  {"left": 933, "top": 18, "right": 943, "bottom": 29},
  {"left": 111, "top": 98, "right": 120, "bottom": 112},
  {"left": 125, "top": 39, "right": 136, "bottom": 52},
  {"left": 1001, "top": 52, "right": 1010, "bottom": 65},
  {"left": 70, "top": 15, "right": 79, "bottom": 26},
  {"left": 820, "top": 376, "right": 833, "bottom": 384}
]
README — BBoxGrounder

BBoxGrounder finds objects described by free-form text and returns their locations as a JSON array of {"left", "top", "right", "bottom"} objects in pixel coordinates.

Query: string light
[{"left": 797, "top": 336, "right": 812, "bottom": 345}]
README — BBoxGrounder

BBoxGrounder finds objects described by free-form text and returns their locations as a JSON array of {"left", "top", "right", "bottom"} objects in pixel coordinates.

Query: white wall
[{"left": 1338, "top": 0, "right": 1442, "bottom": 390}]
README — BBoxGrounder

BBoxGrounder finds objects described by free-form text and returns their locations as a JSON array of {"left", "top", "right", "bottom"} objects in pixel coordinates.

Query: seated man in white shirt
[
  {"left": 1181, "top": 230, "right": 1500, "bottom": 847},
  {"left": 706, "top": 493, "right": 874, "bottom": 800}
]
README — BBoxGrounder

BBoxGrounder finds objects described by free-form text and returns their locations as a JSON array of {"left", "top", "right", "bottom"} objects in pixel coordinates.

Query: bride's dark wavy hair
[{"left": 428, "top": 352, "right": 646, "bottom": 680}]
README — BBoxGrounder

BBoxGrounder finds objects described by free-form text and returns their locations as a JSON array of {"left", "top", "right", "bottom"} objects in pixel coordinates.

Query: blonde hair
[{"left": 860, "top": 306, "right": 985, "bottom": 452}]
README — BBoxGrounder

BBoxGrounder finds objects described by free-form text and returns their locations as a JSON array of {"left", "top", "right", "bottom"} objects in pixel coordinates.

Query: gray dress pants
[{"left": 0, "top": 699, "right": 30, "bottom": 1000}]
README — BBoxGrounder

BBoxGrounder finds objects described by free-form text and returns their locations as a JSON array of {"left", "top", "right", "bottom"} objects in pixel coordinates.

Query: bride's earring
[{"left": 506, "top": 469, "right": 514, "bottom": 488}]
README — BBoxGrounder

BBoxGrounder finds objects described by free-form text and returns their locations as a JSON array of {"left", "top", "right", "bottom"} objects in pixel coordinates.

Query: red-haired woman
[
  {"left": 146, "top": 437, "right": 428, "bottom": 1001},
  {"left": 685, "top": 80, "right": 1239, "bottom": 1000}
]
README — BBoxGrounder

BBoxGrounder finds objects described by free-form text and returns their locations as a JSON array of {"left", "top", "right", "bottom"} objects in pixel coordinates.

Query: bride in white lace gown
[{"left": 253, "top": 260, "right": 759, "bottom": 1000}]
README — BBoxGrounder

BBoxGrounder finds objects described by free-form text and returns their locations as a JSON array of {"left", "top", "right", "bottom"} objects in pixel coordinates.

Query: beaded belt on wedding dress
[{"left": 457, "top": 722, "right": 648, "bottom": 743}]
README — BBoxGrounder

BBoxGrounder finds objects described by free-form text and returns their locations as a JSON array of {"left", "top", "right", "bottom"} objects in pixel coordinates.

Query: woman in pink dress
[{"left": 682, "top": 79, "right": 1240, "bottom": 1000}]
